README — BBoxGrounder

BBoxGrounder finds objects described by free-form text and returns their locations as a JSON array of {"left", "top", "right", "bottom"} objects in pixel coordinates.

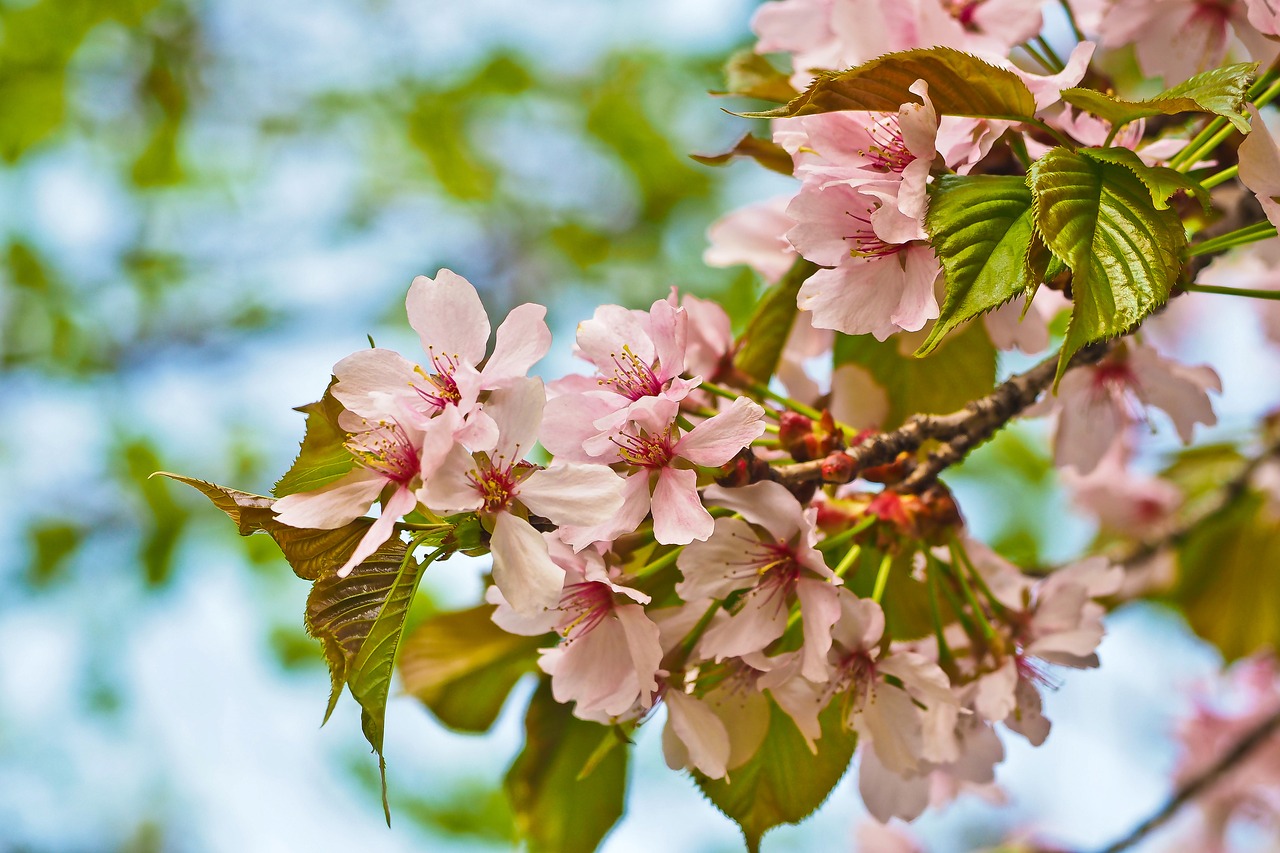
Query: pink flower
[
  {"left": 671, "top": 289, "right": 735, "bottom": 385},
  {"left": 560, "top": 396, "right": 767, "bottom": 546},
  {"left": 662, "top": 687, "right": 734, "bottom": 779},
  {"left": 1063, "top": 443, "right": 1183, "bottom": 538},
  {"left": 787, "top": 180, "right": 940, "bottom": 339},
  {"left": 1033, "top": 343, "right": 1222, "bottom": 474},
  {"left": 677, "top": 481, "right": 843, "bottom": 680},
  {"left": 981, "top": 288, "right": 1069, "bottom": 354},
  {"left": 1239, "top": 105, "right": 1280, "bottom": 230},
  {"left": 703, "top": 197, "right": 798, "bottom": 285},
  {"left": 424, "top": 378, "right": 627, "bottom": 613},
  {"left": 1102, "top": 0, "right": 1276, "bottom": 85},
  {"left": 273, "top": 415, "right": 452, "bottom": 577},
  {"left": 331, "top": 269, "right": 551, "bottom": 445}
]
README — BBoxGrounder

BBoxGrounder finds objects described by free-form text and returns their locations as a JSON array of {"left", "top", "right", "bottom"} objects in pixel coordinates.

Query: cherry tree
[{"left": 161, "top": 0, "right": 1280, "bottom": 849}]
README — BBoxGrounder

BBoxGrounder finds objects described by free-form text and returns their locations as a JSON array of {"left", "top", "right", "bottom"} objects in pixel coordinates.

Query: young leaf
[
  {"left": 1027, "top": 147, "right": 1186, "bottom": 384},
  {"left": 834, "top": 321, "right": 997, "bottom": 428},
  {"left": 273, "top": 384, "right": 355, "bottom": 498},
  {"left": 1077, "top": 146, "right": 1212, "bottom": 212},
  {"left": 694, "top": 699, "right": 858, "bottom": 853},
  {"left": 1060, "top": 62, "right": 1257, "bottom": 133},
  {"left": 918, "top": 175, "right": 1036, "bottom": 355},
  {"left": 153, "top": 472, "right": 375, "bottom": 580},
  {"left": 1165, "top": 491, "right": 1280, "bottom": 661},
  {"left": 733, "top": 258, "right": 818, "bottom": 383},
  {"left": 399, "top": 604, "right": 544, "bottom": 733},
  {"left": 505, "top": 680, "right": 628, "bottom": 853},
  {"left": 308, "top": 541, "right": 439, "bottom": 822},
  {"left": 745, "top": 47, "right": 1037, "bottom": 121},
  {"left": 718, "top": 49, "right": 798, "bottom": 103},
  {"left": 691, "top": 133, "right": 793, "bottom": 175}
]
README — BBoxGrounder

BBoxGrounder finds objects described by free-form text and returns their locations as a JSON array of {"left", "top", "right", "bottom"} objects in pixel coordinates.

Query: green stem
[
  {"left": 1187, "top": 221, "right": 1278, "bottom": 256},
  {"left": 1174, "top": 75, "right": 1280, "bottom": 173},
  {"left": 1020, "top": 40, "right": 1056, "bottom": 74},
  {"left": 926, "top": 556, "right": 956, "bottom": 670},
  {"left": 1007, "top": 131, "right": 1033, "bottom": 170},
  {"left": 1024, "top": 116, "right": 1076, "bottom": 149},
  {"left": 633, "top": 546, "right": 683, "bottom": 579},
  {"left": 947, "top": 546, "right": 997, "bottom": 641},
  {"left": 934, "top": 562, "right": 978, "bottom": 639},
  {"left": 871, "top": 551, "right": 894, "bottom": 604},
  {"left": 1059, "top": 0, "right": 1086, "bottom": 43},
  {"left": 950, "top": 535, "right": 1009, "bottom": 618},
  {"left": 816, "top": 515, "right": 877, "bottom": 552},
  {"left": 746, "top": 381, "right": 824, "bottom": 421},
  {"left": 1034, "top": 35, "right": 1065, "bottom": 72},
  {"left": 833, "top": 544, "right": 863, "bottom": 579},
  {"left": 1185, "top": 283, "right": 1280, "bottom": 301},
  {"left": 1199, "top": 164, "right": 1237, "bottom": 189}
]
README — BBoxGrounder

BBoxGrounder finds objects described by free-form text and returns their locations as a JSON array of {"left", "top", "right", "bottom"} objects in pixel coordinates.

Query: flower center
[
  {"left": 599, "top": 344, "right": 664, "bottom": 400},
  {"left": 413, "top": 347, "right": 463, "bottom": 411},
  {"left": 346, "top": 420, "right": 420, "bottom": 485},
  {"left": 613, "top": 426, "right": 676, "bottom": 469},
  {"left": 466, "top": 456, "right": 527, "bottom": 513},
  {"left": 556, "top": 581, "right": 615, "bottom": 639},
  {"left": 843, "top": 207, "right": 904, "bottom": 259},
  {"left": 862, "top": 114, "right": 915, "bottom": 173}
]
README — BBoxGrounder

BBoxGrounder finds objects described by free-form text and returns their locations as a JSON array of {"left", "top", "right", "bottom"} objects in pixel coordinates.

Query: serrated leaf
[
  {"left": 1078, "top": 146, "right": 1212, "bottom": 212},
  {"left": 719, "top": 49, "right": 798, "bottom": 103},
  {"left": 694, "top": 699, "right": 857, "bottom": 852},
  {"left": 504, "top": 680, "right": 628, "bottom": 853},
  {"left": 273, "top": 384, "right": 355, "bottom": 498},
  {"left": 834, "top": 321, "right": 997, "bottom": 428},
  {"left": 1027, "top": 147, "right": 1186, "bottom": 384},
  {"left": 308, "top": 540, "right": 439, "bottom": 822},
  {"left": 691, "top": 133, "right": 793, "bottom": 175},
  {"left": 733, "top": 258, "right": 818, "bottom": 383},
  {"left": 1165, "top": 492, "right": 1280, "bottom": 661},
  {"left": 154, "top": 472, "right": 374, "bottom": 580},
  {"left": 399, "top": 604, "right": 543, "bottom": 733},
  {"left": 746, "top": 47, "right": 1036, "bottom": 121},
  {"left": 1061, "top": 62, "right": 1256, "bottom": 133},
  {"left": 919, "top": 175, "right": 1035, "bottom": 355}
]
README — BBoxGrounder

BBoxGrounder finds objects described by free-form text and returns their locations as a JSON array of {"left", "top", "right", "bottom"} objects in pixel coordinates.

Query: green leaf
[
  {"left": 1078, "top": 146, "right": 1212, "bottom": 212},
  {"left": 834, "top": 321, "right": 997, "bottom": 428},
  {"left": 745, "top": 47, "right": 1037, "bottom": 121},
  {"left": 1027, "top": 146, "right": 1186, "bottom": 384},
  {"left": 694, "top": 699, "right": 857, "bottom": 852},
  {"left": 273, "top": 384, "right": 356, "bottom": 498},
  {"left": 691, "top": 133, "right": 793, "bottom": 175},
  {"left": 919, "top": 175, "right": 1036, "bottom": 356},
  {"left": 719, "top": 49, "right": 798, "bottom": 103},
  {"left": 505, "top": 680, "right": 628, "bottom": 853},
  {"left": 153, "top": 472, "right": 374, "bottom": 580},
  {"left": 733, "top": 258, "right": 818, "bottom": 383},
  {"left": 1166, "top": 492, "right": 1280, "bottom": 661},
  {"left": 1060, "top": 62, "right": 1257, "bottom": 133},
  {"left": 399, "top": 604, "right": 543, "bottom": 733}
]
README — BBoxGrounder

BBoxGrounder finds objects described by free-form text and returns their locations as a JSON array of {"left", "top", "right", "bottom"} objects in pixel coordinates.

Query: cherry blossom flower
[
  {"left": 1063, "top": 443, "right": 1183, "bottom": 538},
  {"left": 1239, "top": 105, "right": 1280, "bottom": 229},
  {"left": 703, "top": 197, "right": 798, "bottom": 284},
  {"left": 1102, "top": 0, "right": 1278, "bottom": 85},
  {"left": 677, "top": 481, "right": 842, "bottom": 681},
  {"left": 331, "top": 269, "right": 550, "bottom": 448},
  {"left": 1032, "top": 342, "right": 1222, "bottom": 474},
  {"left": 423, "top": 378, "right": 627, "bottom": 613},
  {"left": 558, "top": 396, "right": 766, "bottom": 546},
  {"left": 787, "top": 180, "right": 940, "bottom": 339},
  {"left": 273, "top": 414, "right": 452, "bottom": 577}
]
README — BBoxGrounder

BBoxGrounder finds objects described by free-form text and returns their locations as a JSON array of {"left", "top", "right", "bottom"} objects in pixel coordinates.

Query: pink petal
[
  {"left": 491, "top": 512, "right": 566, "bottom": 615},
  {"left": 331, "top": 348, "right": 421, "bottom": 420},
  {"left": 485, "top": 377, "right": 545, "bottom": 460},
  {"left": 664, "top": 689, "right": 731, "bottom": 779},
  {"left": 651, "top": 466, "right": 714, "bottom": 545},
  {"left": 540, "top": 391, "right": 625, "bottom": 463},
  {"left": 336, "top": 485, "right": 418, "bottom": 577},
  {"left": 675, "top": 396, "right": 767, "bottom": 467},
  {"left": 699, "top": 585, "right": 789, "bottom": 661},
  {"left": 406, "top": 270, "right": 491, "bottom": 368},
  {"left": 676, "top": 516, "right": 767, "bottom": 601},
  {"left": 519, "top": 463, "right": 626, "bottom": 529},
  {"left": 858, "top": 743, "right": 931, "bottom": 824},
  {"left": 648, "top": 297, "right": 688, "bottom": 383},
  {"left": 556, "top": 470, "right": 652, "bottom": 551},
  {"left": 272, "top": 468, "right": 386, "bottom": 530},
  {"left": 481, "top": 302, "right": 552, "bottom": 389},
  {"left": 796, "top": 578, "right": 841, "bottom": 682},
  {"left": 701, "top": 481, "right": 806, "bottom": 542}
]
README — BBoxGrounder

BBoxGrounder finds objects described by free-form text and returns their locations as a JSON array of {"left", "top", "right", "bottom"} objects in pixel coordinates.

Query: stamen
[
  {"left": 597, "top": 344, "right": 664, "bottom": 401},
  {"left": 346, "top": 419, "right": 421, "bottom": 485}
]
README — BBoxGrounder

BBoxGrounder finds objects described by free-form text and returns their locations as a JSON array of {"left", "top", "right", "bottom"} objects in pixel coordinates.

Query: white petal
[{"left": 491, "top": 513, "right": 566, "bottom": 615}]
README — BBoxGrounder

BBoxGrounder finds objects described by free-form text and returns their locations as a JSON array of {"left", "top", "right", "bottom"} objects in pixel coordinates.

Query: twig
[
  {"left": 769, "top": 342, "right": 1112, "bottom": 490},
  {"left": 1098, "top": 705, "right": 1280, "bottom": 853}
]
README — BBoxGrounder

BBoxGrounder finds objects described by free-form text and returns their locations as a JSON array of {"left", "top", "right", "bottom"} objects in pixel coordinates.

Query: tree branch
[
  {"left": 768, "top": 342, "right": 1112, "bottom": 490},
  {"left": 1098, "top": 705, "right": 1280, "bottom": 853}
]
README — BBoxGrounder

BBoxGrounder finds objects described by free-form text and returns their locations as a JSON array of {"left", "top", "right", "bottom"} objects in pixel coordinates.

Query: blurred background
[{"left": 3, "top": 1, "right": 1280, "bottom": 851}]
